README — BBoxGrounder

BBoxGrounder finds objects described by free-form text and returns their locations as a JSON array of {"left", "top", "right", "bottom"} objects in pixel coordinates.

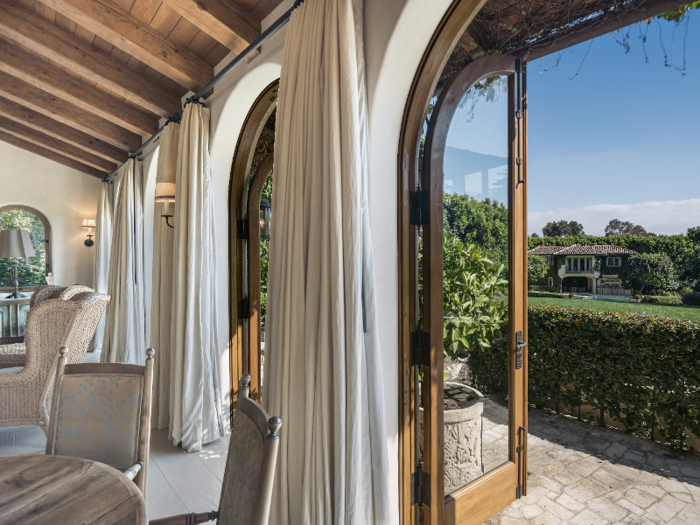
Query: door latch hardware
[
  {"left": 238, "top": 298, "right": 250, "bottom": 320},
  {"left": 515, "top": 331, "right": 528, "bottom": 370},
  {"left": 237, "top": 218, "right": 248, "bottom": 240}
]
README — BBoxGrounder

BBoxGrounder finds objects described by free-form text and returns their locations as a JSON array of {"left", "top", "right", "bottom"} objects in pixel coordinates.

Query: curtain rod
[{"left": 105, "top": 0, "right": 303, "bottom": 182}]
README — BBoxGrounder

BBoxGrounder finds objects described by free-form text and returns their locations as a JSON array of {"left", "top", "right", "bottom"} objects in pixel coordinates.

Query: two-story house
[{"left": 529, "top": 244, "right": 638, "bottom": 294}]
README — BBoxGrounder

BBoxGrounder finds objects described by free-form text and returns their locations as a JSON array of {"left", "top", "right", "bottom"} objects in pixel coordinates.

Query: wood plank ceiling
[{"left": 0, "top": 0, "right": 284, "bottom": 178}]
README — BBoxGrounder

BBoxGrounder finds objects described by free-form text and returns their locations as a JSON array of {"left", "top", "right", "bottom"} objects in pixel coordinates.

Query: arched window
[{"left": 0, "top": 205, "right": 51, "bottom": 292}]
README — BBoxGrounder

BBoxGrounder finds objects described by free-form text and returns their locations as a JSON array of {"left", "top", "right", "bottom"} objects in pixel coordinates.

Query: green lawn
[{"left": 528, "top": 297, "right": 700, "bottom": 322}]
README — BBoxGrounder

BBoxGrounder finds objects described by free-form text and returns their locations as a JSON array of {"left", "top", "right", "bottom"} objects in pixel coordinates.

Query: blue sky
[{"left": 526, "top": 12, "right": 700, "bottom": 235}]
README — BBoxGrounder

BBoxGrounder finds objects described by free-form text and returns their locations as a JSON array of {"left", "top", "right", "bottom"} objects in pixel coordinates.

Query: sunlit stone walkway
[{"left": 485, "top": 407, "right": 700, "bottom": 525}]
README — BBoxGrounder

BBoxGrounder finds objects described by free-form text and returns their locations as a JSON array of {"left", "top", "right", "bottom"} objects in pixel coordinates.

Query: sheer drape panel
[
  {"left": 150, "top": 122, "right": 180, "bottom": 429},
  {"left": 264, "top": 0, "right": 391, "bottom": 523},
  {"left": 91, "top": 181, "right": 114, "bottom": 355},
  {"left": 101, "top": 159, "right": 147, "bottom": 365},
  {"left": 169, "top": 103, "right": 224, "bottom": 452}
]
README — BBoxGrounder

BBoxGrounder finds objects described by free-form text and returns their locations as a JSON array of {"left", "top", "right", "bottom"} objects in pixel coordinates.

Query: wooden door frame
[
  {"left": 228, "top": 80, "right": 278, "bottom": 422},
  {"left": 396, "top": 0, "right": 528, "bottom": 522}
]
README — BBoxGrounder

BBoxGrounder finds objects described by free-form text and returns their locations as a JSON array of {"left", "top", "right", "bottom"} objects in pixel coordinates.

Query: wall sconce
[
  {"left": 82, "top": 219, "right": 96, "bottom": 247},
  {"left": 155, "top": 182, "right": 176, "bottom": 228},
  {"left": 260, "top": 200, "right": 271, "bottom": 240}
]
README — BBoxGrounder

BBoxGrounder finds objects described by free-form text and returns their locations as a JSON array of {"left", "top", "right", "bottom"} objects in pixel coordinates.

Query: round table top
[{"left": 0, "top": 454, "right": 147, "bottom": 525}]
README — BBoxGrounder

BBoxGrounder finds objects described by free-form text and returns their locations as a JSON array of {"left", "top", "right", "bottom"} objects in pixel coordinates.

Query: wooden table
[{"left": 0, "top": 454, "right": 147, "bottom": 524}]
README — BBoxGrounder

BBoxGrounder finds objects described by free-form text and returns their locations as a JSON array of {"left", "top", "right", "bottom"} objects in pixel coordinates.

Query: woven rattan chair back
[
  {"left": 47, "top": 347, "right": 154, "bottom": 498},
  {"left": 29, "top": 285, "right": 66, "bottom": 308}
]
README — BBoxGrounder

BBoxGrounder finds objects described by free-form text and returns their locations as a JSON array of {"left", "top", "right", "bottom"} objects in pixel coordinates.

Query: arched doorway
[
  {"left": 397, "top": 1, "right": 529, "bottom": 524},
  {"left": 228, "top": 80, "right": 278, "bottom": 418}
]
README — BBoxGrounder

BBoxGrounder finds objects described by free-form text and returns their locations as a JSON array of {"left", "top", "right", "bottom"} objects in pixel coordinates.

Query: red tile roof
[{"left": 528, "top": 244, "right": 637, "bottom": 256}]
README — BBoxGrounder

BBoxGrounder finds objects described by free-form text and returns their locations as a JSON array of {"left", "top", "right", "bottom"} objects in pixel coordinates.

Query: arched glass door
[{"left": 418, "top": 55, "right": 528, "bottom": 525}]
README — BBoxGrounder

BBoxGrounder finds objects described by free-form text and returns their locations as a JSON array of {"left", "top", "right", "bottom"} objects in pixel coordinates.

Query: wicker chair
[
  {"left": 46, "top": 346, "right": 154, "bottom": 498},
  {"left": 0, "top": 292, "right": 110, "bottom": 432},
  {"left": 151, "top": 374, "right": 282, "bottom": 525},
  {"left": 0, "top": 285, "right": 96, "bottom": 369}
]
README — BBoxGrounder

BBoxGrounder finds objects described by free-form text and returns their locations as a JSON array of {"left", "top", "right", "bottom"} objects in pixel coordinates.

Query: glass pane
[{"left": 442, "top": 75, "right": 510, "bottom": 495}]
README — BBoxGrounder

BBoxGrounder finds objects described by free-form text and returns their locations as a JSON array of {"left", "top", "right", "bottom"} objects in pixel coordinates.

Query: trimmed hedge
[
  {"left": 682, "top": 292, "right": 700, "bottom": 306},
  {"left": 529, "top": 285, "right": 558, "bottom": 293},
  {"left": 466, "top": 306, "right": 700, "bottom": 449},
  {"left": 641, "top": 295, "right": 683, "bottom": 305},
  {"left": 528, "top": 291, "right": 564, "bottom": 298}
]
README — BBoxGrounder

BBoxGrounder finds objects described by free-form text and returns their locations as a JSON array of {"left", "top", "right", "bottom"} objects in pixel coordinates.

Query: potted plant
[
  {"left": 569, "top": 293, "right": 575, "bottom": 299},
  {"left": 634, "top": 293, "right": 642, "bottom": 303}
]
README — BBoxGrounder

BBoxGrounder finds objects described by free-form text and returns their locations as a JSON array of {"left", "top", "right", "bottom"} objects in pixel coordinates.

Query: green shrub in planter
[
  {"left": 641, "top": 295, "right": 683, "bottom": 305},
  {"left": 528, "top": 291, "right": 563, "bottom": 298}
]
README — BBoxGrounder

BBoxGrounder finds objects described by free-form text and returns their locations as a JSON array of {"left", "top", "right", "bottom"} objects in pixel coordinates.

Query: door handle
[{"left": 515, "top": 331, "right": 527, "bottom": 370}]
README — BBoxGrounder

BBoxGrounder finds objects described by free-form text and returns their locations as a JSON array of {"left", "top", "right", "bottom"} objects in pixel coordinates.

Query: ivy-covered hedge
[
  {"left": 682, "top": 292, "right": 700, "bottom": 306},
  {"left": 466, "top": 306, "right": 700, "bottom": 449},
  {"left": 641, "top": 295, "right": 683, "bottom": 305},
  {"left": 529, "top": 285, "right": 558, "bottom": 293}
]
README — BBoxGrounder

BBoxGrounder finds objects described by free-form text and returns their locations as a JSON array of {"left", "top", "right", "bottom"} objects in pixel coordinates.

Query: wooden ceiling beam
[
  {"left": 0, "top": 72, "right": 142, "bottom": 152},
  {"left": 163, "top": 0, "right": 260, "bottom": 55},
  {"left": 0, "top": 114, "right": 118, "bottom": 172},
  {"left": 0, "top": 40, "right": 158, "bottom": 138},
  {"left": 38, "top": 0, "right": 214, "bottom": 91},
  {"left": 0, "top": 130, "right": 108, "bottom": 179},
  {"left": 0, "top": 96, "right": 128, "bottom": 164},
  {"left": 0, "top": 2, "right": 182, "bottom": 117}
]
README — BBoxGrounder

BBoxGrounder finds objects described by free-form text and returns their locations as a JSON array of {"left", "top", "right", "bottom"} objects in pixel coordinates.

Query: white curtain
[
  {"left": 150, "top": 122, "right": 180, "bottom": 429},
  {"left": 169, "top": 103, "right": 224, "bottom": 452},
  {"left": 101, "top": 158, "right": 147, "bottom": 365},
  {"left": 91, "top": 180, "right": 114, "bottom": 355},
  {"left": 264, "top": 0, "right": 391, "bottom": 523}
]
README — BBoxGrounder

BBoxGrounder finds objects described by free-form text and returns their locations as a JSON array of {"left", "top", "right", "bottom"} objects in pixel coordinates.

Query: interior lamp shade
[
  {"left": 0, "top": 229, "right": 36, "bottom": 259},
  {"left": 82, "top": 219, "right": 96, "bottom": 230},
  {"left": 155, "top": 182, "right": 176, "bottom": 202}
]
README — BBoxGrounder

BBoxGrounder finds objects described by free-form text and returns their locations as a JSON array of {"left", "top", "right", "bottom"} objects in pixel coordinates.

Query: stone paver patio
[{"left": 481, "top": 406, "right": 700, "bottom": 525}]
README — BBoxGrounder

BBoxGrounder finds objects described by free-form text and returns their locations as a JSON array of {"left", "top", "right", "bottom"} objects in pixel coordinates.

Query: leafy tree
[
  {"left": 528, "top": 254, "right": 549, "bottom": 284},
  {"left": 681, "top": 247, "right": 700, "bottom": 290},
  {"left": 619, "top": 253, "right": 677, "bottom": 294},
  {"left": 0, "top": 210, "right": 46, "bottom": 288},
  {"left": 687, "top": 226, "right": 700, "bottom": 245},
  {"left": 443, "top": 234, "right": 508, "bottom": 359},
  {"left": 443, "top": 193, "right": 508, "bottom": 267},
  {"left": 530, "top": 232, "right": 539, "bottom": 238},
  {"left": 605, "top": 219, "right": 654, "bottom": 237},
  {"left": 260, "top": 173, "right": 272, "bottom": 329},
  {"left": 542, "top": 220, "right": 584, "bottom": 237}
]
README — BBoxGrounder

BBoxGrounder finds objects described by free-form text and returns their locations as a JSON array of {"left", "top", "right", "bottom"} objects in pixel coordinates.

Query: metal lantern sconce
[
  {"left": 155, "top": 182, "right": 176, "bottom": 228},
  {"left": 82, "top": 219, "right": 96, "bottom": 247},
  {"left": 260, "top": 200, "right": 271, "bottom": 240}
]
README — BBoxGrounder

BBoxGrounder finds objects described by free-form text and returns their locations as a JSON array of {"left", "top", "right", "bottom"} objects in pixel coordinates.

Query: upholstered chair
[
  {"left": 150, "top": 374, "right": 282, "bottom": 525},
  {"left": 46, "top": 346, "right": 154, "bottom": 498},
  {"left": 0, "top": 285, "right": 96, "bottom": 369},
  {"left": 0, "top": 292, "right": 110, "bottom": 431}
]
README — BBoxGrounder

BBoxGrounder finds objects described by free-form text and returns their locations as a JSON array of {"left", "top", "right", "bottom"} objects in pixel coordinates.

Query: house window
[
  {"left": 548, "top": 277, "right": 553, "bottom": 287},
  {"left": 0, "top": 205, "right": 51, "bottom": 290},
  {"left": 547, "top": 256, "right": 553, "bottom": 267},
  {"left": 607, "top": 257, "right": 621, "bottom": 267}
]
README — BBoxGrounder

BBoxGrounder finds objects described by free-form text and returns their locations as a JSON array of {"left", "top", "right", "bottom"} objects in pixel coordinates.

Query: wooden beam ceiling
[
  {"left": 39, "top": 0, "right": 214, "bottom": 91},
  {"left": 0, "top": 96, "right": 128, "bottom": 164},
  {"left": 0, "top": 2, "right": 183, "bottom": 117},
  {"left": 163, "top": 0, "right": 260, "bottom": 54},
  {"left": 0, "top": 41, "right": 158, "bottom": 138},
  {"left": 0, "top": 0, "right": 285, "bottom": 178},
  {"left": 0, "top": 115, "right": 117, "bottom": 172},
  {"left": 0, "top": 73, "right": 142, "bottom": 151},
  {"left": 0, "top": 129, "right": 108, "bottom": 178}
]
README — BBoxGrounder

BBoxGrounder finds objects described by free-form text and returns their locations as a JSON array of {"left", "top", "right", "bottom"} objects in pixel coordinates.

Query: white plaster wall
[
  {"left": 135, "top": 0, "right": 458, "bottom": 514},
  {"left": 0, "top": 141, "right": 101, "bottom": 288}
]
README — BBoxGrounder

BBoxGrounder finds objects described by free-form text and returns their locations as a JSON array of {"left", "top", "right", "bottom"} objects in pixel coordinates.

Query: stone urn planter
[{"left": 420, "top": 382, "right": 485, "bottom": 494}]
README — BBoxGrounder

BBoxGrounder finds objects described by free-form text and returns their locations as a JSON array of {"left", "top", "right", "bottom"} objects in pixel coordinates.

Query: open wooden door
[{"left": 416, "top": 54, "right": 528, "bottom": 525}]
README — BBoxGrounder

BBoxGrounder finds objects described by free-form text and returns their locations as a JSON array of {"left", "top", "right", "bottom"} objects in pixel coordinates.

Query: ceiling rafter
[
  {"left": 0, "top": 96, "right": 128, "bottom": 164},
  {"left": 38, "top": 0, "right": 214, "bottom": 91},
  {"left": 0, "top": 72, "right": 142, "bottom": 151},
  {"left": 0, "top": 40, "right": 158, "bottom": 138},
  {"left": 163, "top": 0, "right": 260, "bottom": 54},
  {"left": 0, "top": 129, "right": 108, "bottom": 178},
  {"left": 0, "top": 2, "right": 183, "bottom": 117}
]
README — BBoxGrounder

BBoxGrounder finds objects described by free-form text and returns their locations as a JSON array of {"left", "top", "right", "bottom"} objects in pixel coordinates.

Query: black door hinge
[
  {"left": 237, "top": 218, "right": 248, "bottom": 240},
  {"left": 410, "top": 330, "right": 430, "bottom": 368},
  {"left": 238, "top": 298, "right": 250, "bottom": 320},
  {"left": 409, "top": 190, "right": 430, "bottom": 226},
  {"left": 411, "top": 468, "right": 431, "bottom": 506}
]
